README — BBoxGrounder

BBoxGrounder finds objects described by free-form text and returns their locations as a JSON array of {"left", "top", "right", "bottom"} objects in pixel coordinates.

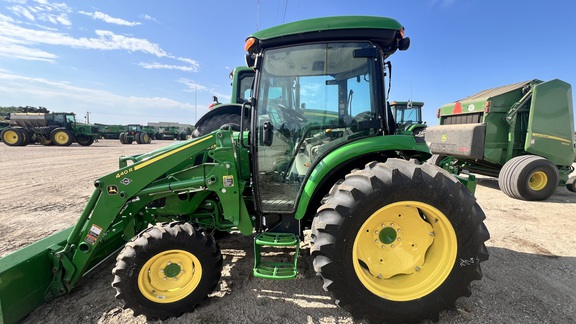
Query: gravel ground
[{"left": 0, "top": 139, "right": 575, "bottom": 324}]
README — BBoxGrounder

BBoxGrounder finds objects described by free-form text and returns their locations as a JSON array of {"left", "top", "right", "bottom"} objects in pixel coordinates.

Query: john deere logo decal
[
  {"left": 107, "top": 185, "right": 119, "bottom": 195},
  {"left": 441, "top": 134, "right": 448, "bottom": 142}
]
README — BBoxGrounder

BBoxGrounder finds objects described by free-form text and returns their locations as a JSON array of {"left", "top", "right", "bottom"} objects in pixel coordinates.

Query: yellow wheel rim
[
  {"left": 529, "top": 171, "right": 547, "bottom": 191},
  {"left": 2, "top": 130, "right": 19, "bottom": 145},
  {"left": 53, "top": 131, "right": 70, "bottom": 145},
  {"left": 138, "top": 249, "right": 203, "bottom": 303},
  {"left": 353, "top": 201, "right": 457, "bottom": 301}
]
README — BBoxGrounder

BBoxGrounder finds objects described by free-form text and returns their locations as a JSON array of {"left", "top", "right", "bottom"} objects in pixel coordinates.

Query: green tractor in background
[
  {"left": 390, "top": 100, "right": 427, "bottom": 137},
  {"left": 426, "top": 79, "right": 576, "bottom": 200},
  {"left": 193, "top": 66, "right": 255, "bottom": 137},
  {"left": 1, "top": 112, "right": 99, "bottom": 146},
  {"left": 120, "top": 124, "right": 152, "bottom": 144},
  {"left": 0, "top": 16, "right": 489, "bottom": 324}
]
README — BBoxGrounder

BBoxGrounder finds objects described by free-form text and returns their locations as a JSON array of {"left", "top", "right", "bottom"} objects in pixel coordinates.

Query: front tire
[
  {"left": 112, "top": 222, "right": 222, "bottom": 320},
  {"left": 311, "top": 159, "right": 489, "bottom": 323},
  {"left": 498, "top": 155, "right": 559, "bottom": 201}
]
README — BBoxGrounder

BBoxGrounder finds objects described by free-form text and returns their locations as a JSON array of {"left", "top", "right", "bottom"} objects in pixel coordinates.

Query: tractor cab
[
  {"left": 243, "top": 16, "right": 410, "bottom": 220},
  {"left": 389, "top": 100, "right": 427, "bottom": 137}
]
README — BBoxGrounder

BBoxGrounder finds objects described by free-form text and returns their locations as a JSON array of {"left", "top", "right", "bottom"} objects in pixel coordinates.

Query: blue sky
[{"left": 0, "top": 0, "right": 575, "bottom": 126}]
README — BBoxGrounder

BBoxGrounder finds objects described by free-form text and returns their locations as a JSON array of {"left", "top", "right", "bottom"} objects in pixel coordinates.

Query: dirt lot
[{"left": 1, "top": 139, "right": 575, "bottom": 324}]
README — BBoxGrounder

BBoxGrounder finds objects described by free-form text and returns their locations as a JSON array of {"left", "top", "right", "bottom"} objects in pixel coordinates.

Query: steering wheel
[{"left": 272, "top": 102, "right": 308, "bottom": 124}]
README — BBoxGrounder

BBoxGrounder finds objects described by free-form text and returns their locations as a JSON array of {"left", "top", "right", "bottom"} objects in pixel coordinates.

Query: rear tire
[
  {"left": 192, "top": 113, "right": 241, "bottom": 138},
  {"left": 498, "top": 155, "right": 559, "bottom": 201},
  {"left": 311, "top": 159, "right": 489, "bottom": 323},
  {"left": 50, "top": 128, "right": 74, "bottom": 146},
  {"left": 112, "top": 222, "right": 222, "bottom": 320},
  {"left": 1, "top": 128, "right": 23, "bottom": 146}
]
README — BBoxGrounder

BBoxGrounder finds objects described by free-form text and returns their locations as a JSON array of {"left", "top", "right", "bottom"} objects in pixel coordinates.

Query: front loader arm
[{"left": 0, "top": 130, "right": 251, "bottom": 324}]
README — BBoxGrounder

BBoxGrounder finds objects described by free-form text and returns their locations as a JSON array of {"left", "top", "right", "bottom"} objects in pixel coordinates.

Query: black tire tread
[
  {"left": 311, "top": 159, "right": 489, "bottom": 324},
  {"left": 498, "top": 155, "right": 559, "bottom": 201},
  {"left": 112, "top": 222, "right": 222, "bottom": 320}
]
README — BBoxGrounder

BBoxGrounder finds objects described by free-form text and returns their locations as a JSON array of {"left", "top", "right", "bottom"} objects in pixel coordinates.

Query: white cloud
[
  {"left": 0, "top": 71, "right": 202, "bottom": 124},
  {"left": 9, "top": 5, "right": 36, "bottom": 21},
  {"left": 139, "top": 62, "right": 197, "bottom": 72},
  {"left": 7, "top": 0, "right": 72, "bottom": 26},
  {"left": 79, "top": 11, "right": 141, "bottom": 27},
  {"left": 141, "top": 14, "right": 157, "bottom": 22},
  {"left": 0, "top": 21, "right": 168, "bottom": 60}
]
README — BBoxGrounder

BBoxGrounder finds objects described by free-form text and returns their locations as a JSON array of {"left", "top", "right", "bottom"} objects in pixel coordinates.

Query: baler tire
[
  {"left": 112, "top": 222, "right": 223, "bottom": 321},
  {"left": 427, "top": 154, "right": 446, "bottom": 167},
  {"left": 1, "top": 128, "right": 23, "bottom": 146},
  {"left": 192, "top": 113, "right": 241, "bottom": 138},
  {"left": 310, "top": 159, "right": 489, "bottom": 324},
  {"left": 498, "top": 155, "right": 559, "bottom": 201},
  {"left": 566, "top": 176, "right": 576, "bottom": 193},
  {"left": 50, "top": 128, "right": 74, "bottom": 146}
]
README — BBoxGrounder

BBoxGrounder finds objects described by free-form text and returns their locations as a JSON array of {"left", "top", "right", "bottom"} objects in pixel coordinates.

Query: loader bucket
[{"left": 0, "top": 227, "right": 72, "bottom": 324}]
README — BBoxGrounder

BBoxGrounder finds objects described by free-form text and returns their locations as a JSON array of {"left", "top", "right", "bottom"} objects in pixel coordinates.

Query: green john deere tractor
[
  {"left": 0, "top": 16, "right": 489, "bottom": 324},
  {"left": 120, "top": 124, "right": 152, "bottom": 144},
  {"left": 390, "top": 100, "right": 427, "bottom": 136},
  {"left": 193, "top": 66, "right": 255, "bottom": 137}
]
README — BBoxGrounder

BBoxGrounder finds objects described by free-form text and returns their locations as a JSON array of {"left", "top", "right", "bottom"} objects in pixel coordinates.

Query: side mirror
[
  {"left": 398, "top": 37, "right": 410, "bottom": 51},
  {"left": 261, "top": 121, "right": 273, "bottom": 146}
]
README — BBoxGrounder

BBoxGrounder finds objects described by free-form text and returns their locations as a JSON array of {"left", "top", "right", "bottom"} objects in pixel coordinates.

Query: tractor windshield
[{"left": 255, "top": 42, "right": 381, "bottom": 212}]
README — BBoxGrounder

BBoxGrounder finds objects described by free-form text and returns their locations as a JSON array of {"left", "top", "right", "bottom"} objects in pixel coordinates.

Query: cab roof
[{"left": 247, "top": 16, "right": 404, "bottom": 52}]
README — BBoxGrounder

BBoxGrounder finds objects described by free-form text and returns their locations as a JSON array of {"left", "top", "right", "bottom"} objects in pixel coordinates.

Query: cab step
[{"left": 253, "top": 232, "right": 299, "bottom": 280}]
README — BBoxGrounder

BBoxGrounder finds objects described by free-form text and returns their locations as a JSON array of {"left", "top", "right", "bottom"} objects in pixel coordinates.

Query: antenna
[{"left": 257, "top": 0, "right": 260, "bottom": 30}]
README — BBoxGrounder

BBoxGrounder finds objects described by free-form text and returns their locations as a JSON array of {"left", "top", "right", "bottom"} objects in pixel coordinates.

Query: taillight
[
  {"left": 484, "top": 101, "right": 491, "bottom": 113},
  {"left": 436, "top": 108, "right": 440, "bottom": 118}
]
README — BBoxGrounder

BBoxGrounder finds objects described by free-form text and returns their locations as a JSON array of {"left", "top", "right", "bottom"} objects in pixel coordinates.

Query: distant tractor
[
  {"left": 426, "top": 79, "right": 576, "bottom": 200},
  {"left": 120, "top": 124, "right": 152, "bottom": 144},
  {"left": 389, "top": 100, "right": 426, "bottom": 137},
  {"left": 155, "top": 126, "right": 187, "bottom": 140},
  {"left": 1, "top": 112, "right": 99, "bottom": 146}
]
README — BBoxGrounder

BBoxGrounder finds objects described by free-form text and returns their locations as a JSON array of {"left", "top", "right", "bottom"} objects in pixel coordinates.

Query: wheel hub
[
  {"left": 529, "top": 171, "right": 548, "bottom": 191},
  {"left": 353, "top": 201, "right": 457, "bottom": 301},
  {"left": 138, "top": 249, "right": 202, "bottom": 303}
]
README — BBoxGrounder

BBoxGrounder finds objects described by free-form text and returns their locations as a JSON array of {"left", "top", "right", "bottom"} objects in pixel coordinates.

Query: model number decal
[
  {"left": 115, "top": 167, "right": 133, "bottom": 178},
  {"left": 223, "top": 175, "right": 234, "bottom": 187}
]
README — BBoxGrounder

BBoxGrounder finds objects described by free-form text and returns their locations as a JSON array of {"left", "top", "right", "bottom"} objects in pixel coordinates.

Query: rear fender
[{"left": 294, "top": 135, "right": 431, "bottom": 220}]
